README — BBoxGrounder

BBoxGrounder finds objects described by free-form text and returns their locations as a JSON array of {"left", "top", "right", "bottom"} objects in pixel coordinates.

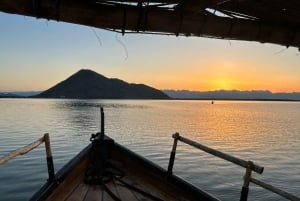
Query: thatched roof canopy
[{"left": 1, "top": 0, "right": 300, "bottom": 48}]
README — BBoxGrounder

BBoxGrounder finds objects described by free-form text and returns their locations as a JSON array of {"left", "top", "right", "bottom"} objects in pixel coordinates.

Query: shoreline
[{"left": 1, "top": 96, "right": 300, "bottom": 102}]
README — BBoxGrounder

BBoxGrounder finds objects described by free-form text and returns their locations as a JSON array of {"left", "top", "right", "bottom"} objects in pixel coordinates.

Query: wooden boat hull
[{"left": 30, "top": 135, "right": 219, "bottom": 201}]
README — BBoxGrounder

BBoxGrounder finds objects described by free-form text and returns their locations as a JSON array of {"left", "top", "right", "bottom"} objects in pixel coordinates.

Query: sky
[{"left": 0, "top": 12, "right": 300, "bottom": 93}]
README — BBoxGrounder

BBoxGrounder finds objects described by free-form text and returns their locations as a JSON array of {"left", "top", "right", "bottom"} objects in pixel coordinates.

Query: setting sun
[{"left": 212, "top": 79, "right": 235, "bottom": 90}]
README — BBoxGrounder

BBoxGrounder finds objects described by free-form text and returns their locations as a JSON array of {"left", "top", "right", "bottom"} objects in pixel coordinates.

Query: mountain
[
  {"left": 34, "top": 69, "right": 169, "bottom": 99},
  {"left": 0, "top": 91, "right": 42, "bottom": 98},
  {"left": 0, "top": 92, "right": 21, "bottom": 98},
  {"left": 163, "top": 90, "right": 300, "bottom": 101}
]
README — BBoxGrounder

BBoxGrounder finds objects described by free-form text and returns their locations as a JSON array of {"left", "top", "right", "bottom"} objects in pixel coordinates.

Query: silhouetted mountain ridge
[
  {"left": 34, "top": 69, "right": 169, "bottom": 99},
  {"left": 163, "top": 89, "right": 300, "bottom": 100},
  {"left": 0, "top": 92, "right": 21, "bottom": 98},
  {"left": 0, "top": 91, "right": 41, "bottom": 97}
]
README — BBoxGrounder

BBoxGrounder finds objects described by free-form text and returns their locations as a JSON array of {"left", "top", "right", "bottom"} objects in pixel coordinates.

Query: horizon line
[{"left": 1, "top": 89, "right": 300, "bottom": 94}]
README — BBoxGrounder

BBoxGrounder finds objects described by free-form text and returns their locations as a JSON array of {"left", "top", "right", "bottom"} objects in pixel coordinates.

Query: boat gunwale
[
  {"left": 113, "top": 141, "right": 220, "bottom": 201},
  {"left": 29, "top": 144, "right": 93, "bottom": 201},
  {"left": 30, "top": 136, "right": 219, "bottom": 201}
]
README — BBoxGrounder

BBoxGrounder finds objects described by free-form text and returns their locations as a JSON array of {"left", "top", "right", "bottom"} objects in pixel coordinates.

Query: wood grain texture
[{"left": 46, "top": 157, "right": 89, "bottom": 201}]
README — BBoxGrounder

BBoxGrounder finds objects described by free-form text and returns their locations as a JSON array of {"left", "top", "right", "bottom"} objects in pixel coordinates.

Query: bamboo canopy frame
[{"left": 0, "top": 0, "right": 300, "bottom": 49}]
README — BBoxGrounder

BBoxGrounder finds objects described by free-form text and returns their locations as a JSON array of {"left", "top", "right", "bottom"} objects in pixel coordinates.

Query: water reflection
[{"left": 0, "top": 99, "right": 299, "bottom": 201}]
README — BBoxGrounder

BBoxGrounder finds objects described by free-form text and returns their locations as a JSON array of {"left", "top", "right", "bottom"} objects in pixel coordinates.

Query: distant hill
[
  {"left": 0, "top": 92, "right": 21, "bottom": 98},
  {"left": 163, "top": 90, "right": 300, "bottom": 101},
  {"left": 0, "top": 91, "right": 42, "bottom": 98},
  {"left": 3, "top": 91, "right": 42, "bottom": 97},
  {"left": 34, "top": 69, "right": 170, "bottom": 99}
]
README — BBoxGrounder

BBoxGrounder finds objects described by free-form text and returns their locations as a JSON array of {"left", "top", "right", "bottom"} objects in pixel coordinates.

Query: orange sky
[{"left": 0, "top": 13, "right": 300, "bottom": 93}]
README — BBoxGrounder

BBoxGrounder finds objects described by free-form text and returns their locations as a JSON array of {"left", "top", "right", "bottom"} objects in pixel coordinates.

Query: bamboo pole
[
  {"left": 175, "top": 135, "right": 264, "bottom": 174},
  {"left": 0, "top": 0, "right": 299, "bottom": 48},
  {"left": 239, "top": 161, "right": 254, "bottom": 201},
  {"left": 167, "top": 132, "right": 179, "bottom": 174},
  {"left": 250, "top": 177, "right": 300, "bottom": 201},
  {"left": 100, "top": 107, "right": 105, "bottom": 139},
  {"left": 44, "top": 133, "right": 56, "bottom": 181},
  {"left": 44, "top": 133, "right": 52, "bottom": 158},
  {"left": 182, "top": 0, "right": 229, "bottom": 12},
  {"left": 0, "top": 133, "right": 56, "bottom": 181},
  {"left": 0, "top": 136, "right": 45, "bottom": 165}
]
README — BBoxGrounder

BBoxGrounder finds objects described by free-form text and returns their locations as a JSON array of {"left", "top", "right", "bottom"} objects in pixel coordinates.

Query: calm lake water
[{"left": 0, "top": 99, "right": 299, "bottom": 201}]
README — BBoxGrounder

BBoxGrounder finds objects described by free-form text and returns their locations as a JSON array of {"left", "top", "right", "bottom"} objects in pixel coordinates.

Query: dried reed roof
[{"left": 1, "top": 0, "right": 300, "bottom": 48}]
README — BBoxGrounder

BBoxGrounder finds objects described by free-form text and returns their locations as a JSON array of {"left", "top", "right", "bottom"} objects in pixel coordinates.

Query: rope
[{"left": 85, "top": 133, "right": 164, "bottom": 201}]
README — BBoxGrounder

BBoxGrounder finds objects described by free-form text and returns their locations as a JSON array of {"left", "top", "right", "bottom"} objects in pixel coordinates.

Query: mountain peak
[
  {"left": 70, "top": 68, "right": 103, "bottom": 77},
  {"left": 35, "top": 69, "right": 169, "bottom": 99},
  {"left": 77, "top": 69, "right": 100, "bottom": 75}
]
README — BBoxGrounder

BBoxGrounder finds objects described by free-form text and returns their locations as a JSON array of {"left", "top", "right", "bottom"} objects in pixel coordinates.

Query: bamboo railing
[
  {"left": 167, "top": 133, "right": 300, "bottom": 201},
  {"left": 0, "top": 133, "right": 56, "bottom": 181},
  {"left": 250, "top": 177, "right": 300, "bottom": 201}
]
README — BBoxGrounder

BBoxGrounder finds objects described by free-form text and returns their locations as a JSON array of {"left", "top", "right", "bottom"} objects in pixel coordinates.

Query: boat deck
[
  {"left": 45, "top": 145, "right": 194, "bottom": 201},
  {"left": 46, "top": 160, "right": 182, "bottom": 201},
  {"left": 41, "top": 137, "right": 216, "bottom": 201},
  {"left": 47, "top": 170, "right": 175, "bottom": 201}
]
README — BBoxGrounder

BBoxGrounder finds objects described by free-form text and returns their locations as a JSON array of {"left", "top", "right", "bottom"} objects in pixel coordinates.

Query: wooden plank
[
  {"left": 46, "top": 173, "right": 84, "bottom": 201},
  {"left": 46, "top": 157, "right": 89, "bottom": 201},
  {"left": 114, "top": 185, "right": 140, "bottom": 201},
  {"left": 111, "top": 150, "right": 193, "bottom": 201},
  {"left": 102, "top": 192, "right": 114, "bottom": 201},
  {"left": 118, "top": 175, "right": 166, "bottom": 201},
  {"left": 115, "top": 176, "right": 153, "bottom": 201},
  {"left": 102, "top": 182, "right": 122, "bottom": 201},
  {"left": 116, "top": 179, "right": 153, "bottom": 201},
  {"left": 83, "top": 185, "right": 102, "bottom": 201},
  {"left": 104, "top": 180, "right": 121, "bottom": 199},
  {"left": 65, "top": 183, "right": 89, "bottom": 201}
]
